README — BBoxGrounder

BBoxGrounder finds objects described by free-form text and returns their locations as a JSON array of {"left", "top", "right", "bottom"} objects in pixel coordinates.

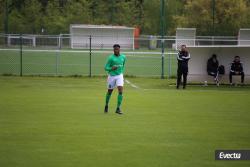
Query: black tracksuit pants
[{"left": 177, "top": 67, "right": 188, "bottom": 88}]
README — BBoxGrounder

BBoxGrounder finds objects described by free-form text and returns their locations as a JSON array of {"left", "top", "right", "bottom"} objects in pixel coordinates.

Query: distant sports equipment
[{"left": 7, "top": 35, "right": 36, "bottom": 47}]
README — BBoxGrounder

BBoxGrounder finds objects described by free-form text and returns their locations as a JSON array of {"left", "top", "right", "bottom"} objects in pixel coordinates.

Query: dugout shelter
[
  {"left": 175, "top": 28, "right": 250, "bottom": 84},
  {"left": 70, "top": 24, "right": 135, "bottom": 50}
]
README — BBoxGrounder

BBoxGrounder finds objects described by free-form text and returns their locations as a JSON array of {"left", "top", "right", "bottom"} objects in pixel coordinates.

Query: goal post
[{"left": 7, "top": 35, "right": 36, "bottom": 47}]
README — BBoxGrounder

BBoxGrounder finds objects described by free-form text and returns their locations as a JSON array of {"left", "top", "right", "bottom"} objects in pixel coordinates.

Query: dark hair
[
  {"left": 212, "top": 54, "right": 217, "bottom": 58},
  {"left": 235, "top": 55, "right": 240, "bottom": 58},
  {"left": 113, "top": 44, "right": 120, "bottom": 48}
]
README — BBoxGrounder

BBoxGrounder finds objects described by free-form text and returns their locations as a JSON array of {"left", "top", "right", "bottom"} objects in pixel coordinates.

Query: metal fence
[
  {"left": 0, "top": 34, "right": 249, "bottom": 78},
  {"left": 0, "top": 34, "right": 178, "bottom": 78}
]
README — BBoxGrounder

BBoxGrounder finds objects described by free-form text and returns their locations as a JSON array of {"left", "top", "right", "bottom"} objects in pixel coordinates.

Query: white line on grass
[{"left": 125, "top": 79, "right": 139, "bottom": 89}]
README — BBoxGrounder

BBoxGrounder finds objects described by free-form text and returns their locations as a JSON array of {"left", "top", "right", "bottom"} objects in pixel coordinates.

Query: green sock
[
  {"left": 105, "top": 92, "right": 112, "bottom": 106},
  {"left": 117, "top": 93, "right": 123, "bottom": 108}
]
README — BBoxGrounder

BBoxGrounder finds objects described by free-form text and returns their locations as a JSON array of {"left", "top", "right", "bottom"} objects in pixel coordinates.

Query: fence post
[
  {"left": 20, "top": 34, "right": 23, "bottom": 76},
  {"left": 168, "top": 52, "right": 171, "bottom": 78},
  {"left": 58, "top": 34, "right": 62, "bottom": 49},
  {"left": 160, "top": 0, "right": 165, "bottom": 79},
  {"left": 161, "top": 39, "right": 165, "bottom": 79},
  {"left": 56, "top": 35, "right": 60, "bottom": 76},
  {"left": 89, "top": 35, "right": 92, "bottom": 77}
]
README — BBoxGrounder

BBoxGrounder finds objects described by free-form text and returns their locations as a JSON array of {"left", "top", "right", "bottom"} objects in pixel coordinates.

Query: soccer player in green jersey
[{"left": 104, "top": 44, "right": 126, "bottom": 114}]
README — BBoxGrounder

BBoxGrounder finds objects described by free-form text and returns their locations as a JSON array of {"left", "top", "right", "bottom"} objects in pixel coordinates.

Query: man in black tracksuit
[
  {"left": 229, "top": 56, "right": 244, "bottom": 85},
  {"left": 207, "top": 54, "right": 219, "bottom": 83},
  {"left": 177, "top": 45, "right": 190, "bottom": 89},
  {"left": 207, "top": 54, "right": 219, "bottom": 78}
]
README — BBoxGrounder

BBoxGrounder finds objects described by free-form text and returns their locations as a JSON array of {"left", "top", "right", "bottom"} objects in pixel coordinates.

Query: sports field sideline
[{"left": 0, "top": 76, "right": 249, "bottom": 167}]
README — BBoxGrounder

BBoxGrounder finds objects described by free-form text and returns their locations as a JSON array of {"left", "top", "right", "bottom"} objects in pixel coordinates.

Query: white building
[{"left": 70, "top": 24, "right": 135, "bottom": 50}]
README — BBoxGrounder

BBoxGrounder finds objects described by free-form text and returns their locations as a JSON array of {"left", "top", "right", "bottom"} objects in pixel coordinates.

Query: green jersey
[{"left": 105, "top": 54, "right": 126, "bottom": 76}]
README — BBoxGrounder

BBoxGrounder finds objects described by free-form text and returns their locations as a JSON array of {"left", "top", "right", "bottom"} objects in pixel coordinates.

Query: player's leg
[
  {"left": 182, "top": 66, "right": 188, "bottom": 89},
  {"left": 215, "top": 70, "right": 219, "bottom": 86},
  {"left": 211, "top": 71, "right": 217, "bottom": 81},
  {"left": 241, "top": 72, "right": 245, "bottom": 84},
  {"left": 116, "top": 86, "right": 123, "bottom": 114},
  {"left": 183, "top": 72, "right": 187, "bottom": 89},
  {"left": 105, "top": 89, "right": 113, "bottom": 113},
  {"left": 229, "top": 72, "right": 234, "bottom": 85},
  {"left": 115, "top": 74, "right": 124, "bottom": 114},
  {"left": 211, "top": 70, "right": 219, "bottom": 86},
  {"left": 208, "top": 71, "right": 215, "bottom": 77},
  {"left": 208, "top": 71, "right": 218, "bottom": 85},
  {"left": 104, "top": 76, "right": 116, "bottom": 113},
  {"left": 176, "top": 69, "right": 182, "bottom": 89}
]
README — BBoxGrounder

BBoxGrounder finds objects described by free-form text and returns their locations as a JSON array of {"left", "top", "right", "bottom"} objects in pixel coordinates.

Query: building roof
[{"left": 70, "top": 24, "right": 134, "bottom": 30}]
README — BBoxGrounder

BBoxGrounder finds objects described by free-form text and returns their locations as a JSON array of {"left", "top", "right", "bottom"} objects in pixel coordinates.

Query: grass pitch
[{"left": 0, "top": 76, "right": 250, "bottom": 167}]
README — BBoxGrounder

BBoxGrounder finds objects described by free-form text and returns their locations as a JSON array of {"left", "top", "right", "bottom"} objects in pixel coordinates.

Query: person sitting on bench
[
  {"left": 207, "top": 54, "right": 219, "bottom": 85},
  {"left": 229, "top": 56, "right": 244, "bottom": 85}
]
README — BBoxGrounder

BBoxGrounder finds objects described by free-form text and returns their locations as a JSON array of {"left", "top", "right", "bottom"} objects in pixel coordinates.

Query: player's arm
[
  {"left": 230, "top": 63, "right": 235, "bottom": 73},
  {"left": 105, "top": 57, "right": 117, "bottom": 72},
  {"left": 177, "top": 52, "right": 183, "bottom": 61},
  {"left": 240, "top": 63, "right": 243, "bottom": 72},
  {"left": 105, "top": 57, "right": 112, "bottom": 72},
  {"left": 122, "top": 56, "right": 126, "bottom": 71},
  {"left": 182, "top": 53, "right": 191, "bottom": 60},
  {"left": 123, "top": 56, "right": 126, "bottom": 66}
]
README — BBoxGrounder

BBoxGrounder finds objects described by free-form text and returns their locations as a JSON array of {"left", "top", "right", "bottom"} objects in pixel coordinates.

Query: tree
[
  {"left": 143, "top": 0, "right": 161, "bottom": 35},
  {"left": 215, "top": 0, "right": 250, "bottom": 35},
  {"left": 1, "top": 0, "right": 250, "bottom": 35},
  {"left": 8, "top": 0, "right": 43, "bottom": 34},
  {"left": 42, "top": 1, "right": 67, "bottom": 34},
  {"left": 64, "top": 0, "right": 91, "bottom": 26},
  {"left": 142, "top": 0, "right": 185, "bottom": 35},
  {"left": 173, "top": 0, "right": 250, "bottom": 36},
  {"left": 0, "top": 0, "right": 5, "bottom": 32},
  {"left": 166, "top": 0, "right": 184, "bottom": 35}
]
